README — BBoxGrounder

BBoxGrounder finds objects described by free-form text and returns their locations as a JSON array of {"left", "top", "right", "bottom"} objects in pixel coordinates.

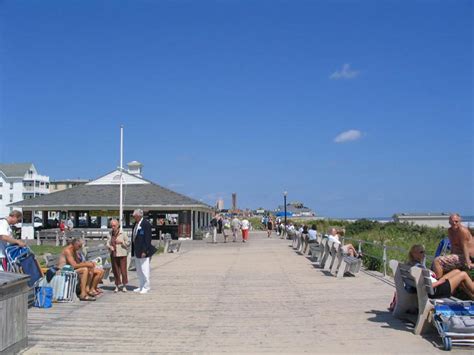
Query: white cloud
[
  {"left": 330, "top": 63, "right": 359, "bottom": 80},
  {"left": 334, "top": 129, "right": 362, "bottom": 143}
]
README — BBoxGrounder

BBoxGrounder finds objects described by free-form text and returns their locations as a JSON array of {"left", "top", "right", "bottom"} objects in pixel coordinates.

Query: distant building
[
  {"left": 49, "top": 179, "right": 90, "bottom": 192},
  {"left": 0, "top": 163, "right": 50, "bottom": 217},
  {"left": 393, "top": 213, "right": 451, "bottom": 228},
  {"left": 276, "top": 201, "right": 315, "bottom": 217},
  {"left": 216, "top": 198, "right": 224, "bottom": 211},
  {"left": 232, "top": 193, "right": 237, "bottom": 211},
  {"left": 255, "top": 208, "right": 266, "bottom": 215},
  {"left": 10, "top": 165, "right": 213, "bottom": 239}
]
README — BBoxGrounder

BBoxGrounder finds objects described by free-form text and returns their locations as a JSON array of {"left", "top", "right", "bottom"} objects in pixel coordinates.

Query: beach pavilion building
[{"left": 10, "top": 165, "right": 214, "bottom": 240}]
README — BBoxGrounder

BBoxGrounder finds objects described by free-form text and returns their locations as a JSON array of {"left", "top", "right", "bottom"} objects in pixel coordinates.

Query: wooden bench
[
  {"left": 297, "top": 233, "right": 307, "bottom": 254},
  {"left": 84, "top": 245, "right": 112, "bottom": 279},
  {"left": 161, "top": 234, "right": 181, "bottom": 253},
  {"left": 331, "top": 244, "right": 362, "bottom": 278},
  {"left": 287, "top": 229, "right": 297, "bottom": 248},
  {"left": 82, "top": 229, "right": 110, "bottom": 240},
  {"left": 410, "top": 265, "right": 463, "bottom": 335},
  {"left": 389, "top": 260, "right": 419, "bottom": 324},
  {"left": 389, "top": 260, "right": 460, "bottom": 335},
  {"left": 323, "top": 240, "right": 339, "bottom": 271},
  {"left": 308, "top": 234, "right": 323, "bottom": 262},
  {"left": 316, "top": 238, "right": 329, "bottom": 266},
  {"left": 167, "top": 241, "right": 181, "bottom": 253}
]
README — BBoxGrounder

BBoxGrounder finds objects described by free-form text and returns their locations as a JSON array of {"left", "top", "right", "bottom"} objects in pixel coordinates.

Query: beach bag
[{"left": 34, "top": 286, "right": 53, "bottom": 308}]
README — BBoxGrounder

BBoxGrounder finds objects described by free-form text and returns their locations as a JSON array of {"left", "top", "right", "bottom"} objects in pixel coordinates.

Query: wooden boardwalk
[{"left": 22, "top": 231, "right": 468, "bottom": 354}]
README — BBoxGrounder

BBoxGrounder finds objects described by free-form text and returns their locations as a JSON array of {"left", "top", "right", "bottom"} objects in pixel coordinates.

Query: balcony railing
[{"left": 23, "top": 174, "right": 49, "bottom": 182}]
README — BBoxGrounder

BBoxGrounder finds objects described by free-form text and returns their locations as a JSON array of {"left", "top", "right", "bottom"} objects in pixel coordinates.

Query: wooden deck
[{"left": 22, "top": 231, "right": 469, "bottom": 354}]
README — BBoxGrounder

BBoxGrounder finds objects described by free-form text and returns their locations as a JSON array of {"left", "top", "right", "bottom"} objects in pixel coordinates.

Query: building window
[
  {"left": 54, "top": 184, "right": 58, "bottom": 190},
  {"left": 9, "top": 194, "right": 13, "bottom": 202},
  {"left": 35, "top": 181, "right": 40, "bottom": 187},
  {"left": 0, "top": 194, "right": 2, "bottom": 200},
  {"left": 46, "top": 183, "right": 49, "bottom": 188},
  {"left": 10, "top": 183, "right": 13, "bottom": 189},
  {"left": 0, "top": 182, "right": 3, "bottom": 187}
]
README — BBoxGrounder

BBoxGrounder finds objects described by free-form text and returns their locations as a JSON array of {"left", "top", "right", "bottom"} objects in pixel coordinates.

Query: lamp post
[{"left": 283, "top": 191, "right": 288, "bottom": 228}]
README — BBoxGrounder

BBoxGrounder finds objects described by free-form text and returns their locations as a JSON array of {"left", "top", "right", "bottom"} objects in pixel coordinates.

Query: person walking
[
  {"left": 222, "top": 217, "right": 230, "bottom": 243},
  {"left": 0, "top": 210, "right": 26, "bottom": 271},
  {"left": 267, "top": 218, "right": 273, "bottom": 238},
  {"left": 231, "top": 216, "right": 241, "bottom": 242},
  {"left": 107, "top": 219, "right": 129, "bottom": 292},
  {"left": 217, "top": 216, "right": 223, "bottom": 234},
  {"left": 210, "top": 215, "right": 218, "bottom": 243},
  {"left": 131, "top": 209, "right": 153, "bottom": 294},
  {"left": 241, "top": 218, "right": 250, "bottom": 243}
]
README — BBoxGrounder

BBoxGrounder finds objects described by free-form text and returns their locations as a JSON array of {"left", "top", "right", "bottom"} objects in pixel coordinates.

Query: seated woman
[
  {"left": 327, "top": 228, "right": 359, "bottom": 258},
  {"left": 408, "top": 244, "right": 474, "bottom": 299}
]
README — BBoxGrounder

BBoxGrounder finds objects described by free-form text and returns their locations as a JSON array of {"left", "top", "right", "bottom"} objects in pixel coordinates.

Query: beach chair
[
  {"left": 432, "top": 301, "right": 474, "bottom": 351},
  {"left": 5, "top": 245, "right": 43, "bottom": 288}
]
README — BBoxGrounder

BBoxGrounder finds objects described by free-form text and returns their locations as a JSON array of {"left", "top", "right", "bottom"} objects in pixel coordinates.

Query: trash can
[{"left": 0, "top": 271, "right": 30, "bottom": 353}]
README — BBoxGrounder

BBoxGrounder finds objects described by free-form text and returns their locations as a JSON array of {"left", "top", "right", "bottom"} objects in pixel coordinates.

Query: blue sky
[{"left": 1, "top": 0, "right": 472, "bottom": 217}]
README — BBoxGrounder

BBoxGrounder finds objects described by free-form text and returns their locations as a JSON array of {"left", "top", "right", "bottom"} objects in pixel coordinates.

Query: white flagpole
[{"left": 119, "top": 125, "right": 124, "bottom": 233}]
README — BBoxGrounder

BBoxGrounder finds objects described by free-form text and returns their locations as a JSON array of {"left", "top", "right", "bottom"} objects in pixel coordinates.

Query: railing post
[
  {"left": 62, "top": 231, "right": 66, "bottom": 246},
  {"left": 358, "top": 241, "right": 362, "bottom": 254},
  {"left": 382, "top": 243, "right": 387, "bottom": 277},
  {"left": 36, "top": 230, "right": 41, "bottom": 246},
  {"left": 55, "top": 231, "right": 59, "bottom": 246}
]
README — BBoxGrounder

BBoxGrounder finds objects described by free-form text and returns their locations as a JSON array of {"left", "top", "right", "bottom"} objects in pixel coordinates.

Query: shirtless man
[
  {"left": 433, "top": 213, "right": 474, "bottom": 278},
  {"left": 58, "top": 238, "right": 96, "bottom": 301}
]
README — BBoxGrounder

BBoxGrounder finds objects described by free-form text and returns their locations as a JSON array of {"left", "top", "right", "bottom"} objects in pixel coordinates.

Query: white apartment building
[{"left": 0, "top": 163, "right": 50, "bottom": 218}]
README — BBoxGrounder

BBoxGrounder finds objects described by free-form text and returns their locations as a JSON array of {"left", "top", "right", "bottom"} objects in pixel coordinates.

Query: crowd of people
[{"left": 210, "top": 215, "right": 251, "bottom": 243}]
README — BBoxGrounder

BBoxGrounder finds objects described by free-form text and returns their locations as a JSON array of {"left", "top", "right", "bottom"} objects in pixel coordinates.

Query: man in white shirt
[
  {"left": 0, "top": 210, "right": 26, "bottom": 271},
  {"left": 66, "top": 217, "right": 74, "bottom": 231},
  {"left": 231, "top": 216, "right": 241, "bottom": 242},
  {"left": 308, "top": 225, "right": 318, "bottom": 242},
  {"left": 241, "top": 218, "right": 250, "bottom": 243}
]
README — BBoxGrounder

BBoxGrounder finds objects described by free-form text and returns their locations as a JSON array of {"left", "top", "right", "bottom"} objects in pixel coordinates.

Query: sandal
[
  {"left": 79, "top": 296, "right": 96, "bottom": 302},
  {"left": 88, "top": 291, "right": 99, "bottom": 297}
]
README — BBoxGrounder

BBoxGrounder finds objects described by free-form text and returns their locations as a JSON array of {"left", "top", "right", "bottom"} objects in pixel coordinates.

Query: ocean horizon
[{"left": 330, "top": 215, "right": 474, "bottom": 223}]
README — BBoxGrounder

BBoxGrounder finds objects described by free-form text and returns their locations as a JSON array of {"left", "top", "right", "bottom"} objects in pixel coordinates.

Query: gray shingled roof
[
  {"left": 0, "top": 163, "right": 33, "bottom": 178},
  {"left": 10, "top": 183, "right": 212, "bottom": 209}
]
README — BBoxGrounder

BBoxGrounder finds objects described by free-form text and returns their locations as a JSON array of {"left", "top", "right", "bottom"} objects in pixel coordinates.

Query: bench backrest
[
  {"left": 398, "top": 263, "right": 418, "bottom": 290},
  {"left": 38, "top": 230, "right": 59, "bottom": 239},
  {"left": 410, "top": 266, "right": 435, "bottom": 298},
  {"left": 85, "top": 245, "right": 109, "bottom": 262},
  {"left": 43, "top": 253, "right": 60, "bottom": 268}
]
